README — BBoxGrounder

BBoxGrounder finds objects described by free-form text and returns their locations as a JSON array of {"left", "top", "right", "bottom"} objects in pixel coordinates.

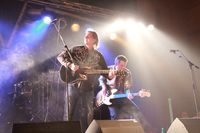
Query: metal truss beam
[{"left": 27, "top": 0, "right": 121, "bottom": 19}]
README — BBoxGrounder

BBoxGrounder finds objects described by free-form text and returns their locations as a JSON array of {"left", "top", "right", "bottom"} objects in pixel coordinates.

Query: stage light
[
  {"left": 124, "top": 19, "right": 138, "bottom": 32},
  {"left": 109, "top": 18, "right": 125, "bottom": 32},
  {"left": 138, "top": 22, "right": 146, "bottom": 29},
  {"left": 109, "top": 33, "right": 117, "bottom": 40},
  {"left": 71, "top": 23, "right": 80, "bottom": 32},
  {"left": 125, "top": 19, "right": 136, "bottom": 28},
  {"left": 147, "top": 24, "right": 154, "bottom": 31},
  {"left": 42, "top": 16, "right": 52, "bottom": 24}
]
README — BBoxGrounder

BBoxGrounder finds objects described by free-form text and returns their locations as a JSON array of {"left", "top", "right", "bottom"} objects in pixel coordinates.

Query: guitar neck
[
  {"left": 84, "top": 70, "right": 110, "bottom": 74},
  {"left": 83, "top": 69, "right": 126, "bottom": 76},
  {"left": 110, "top": 92, "right": 139, "bottom": 99}
]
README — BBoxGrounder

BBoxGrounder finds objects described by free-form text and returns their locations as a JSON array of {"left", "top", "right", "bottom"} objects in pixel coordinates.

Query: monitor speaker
[
  {"left": 86, "top": 119, "right": 145, "bottom": 133},
  {"left": 167, "top": 118, "right": 200, "bottom": 133},
  {"left": 12, "top": 121, "right": 81, "bottom": 133}
]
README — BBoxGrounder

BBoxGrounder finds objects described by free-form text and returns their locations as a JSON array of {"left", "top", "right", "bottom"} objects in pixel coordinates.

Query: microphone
[
  {"left": 51, "top": 18, "right": 67, "bottom": 28},
  {"left": 51, "top": 18, "right": 59, "bottom": 23},
  {"left": 170, "top": 49, "right": 179, "bottom": 53},
  {"left": 52, "top": 18, "right": 66, "bottom": 23}
]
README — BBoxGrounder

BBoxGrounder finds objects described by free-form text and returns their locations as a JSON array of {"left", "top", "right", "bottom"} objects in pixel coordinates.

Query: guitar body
[
  {"left": 95, "top": 90, "right": 112, "bottom": 107},
  {"left": 59, "top": 65, "right": 86, "bottom": 83},
  {"left": 59, "top": 66, "right": 127, "bottom": 83},
  {"left": 95, "top": 89, "right": 151, "bottom": 107}
]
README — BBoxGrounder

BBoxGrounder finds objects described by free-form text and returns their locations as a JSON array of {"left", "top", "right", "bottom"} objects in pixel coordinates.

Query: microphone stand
[
  {"left": 52, "top": 20, "right": 73, "bottom": 121},
  {"left": 173, "top": 50, "right": 200, "bottom": 117},
  {"left": 53, "top": 20, "right": 74, "bottom": 61}
]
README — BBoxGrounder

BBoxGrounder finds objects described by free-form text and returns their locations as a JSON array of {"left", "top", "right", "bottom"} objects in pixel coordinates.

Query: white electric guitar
[{"left": 96, "top": 89, "right": 151, "bottom": 107}]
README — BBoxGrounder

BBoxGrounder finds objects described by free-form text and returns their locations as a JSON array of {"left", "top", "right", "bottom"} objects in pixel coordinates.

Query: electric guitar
[
  {"left": 95, "top": 89, "right": 151, "bottom": 107},
  {"left": 59, "top": 65, "right": 127, "bottom": 83}
]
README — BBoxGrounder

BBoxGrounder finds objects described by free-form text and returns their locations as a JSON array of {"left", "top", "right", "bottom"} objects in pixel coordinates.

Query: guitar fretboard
[
  {"left": 110, "top": 93, "right": 139, "bottom": 99},
  {"left": 83, "top": 70, "right": 127, "bottom": 76},
  {"left": 84, "top": 70, "right": 110, "bottom": 74}
]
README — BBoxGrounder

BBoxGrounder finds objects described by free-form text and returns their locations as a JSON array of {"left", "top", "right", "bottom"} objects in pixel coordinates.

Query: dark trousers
[{"left": 63, "top": 84, "right": 94, "bottom": 133}]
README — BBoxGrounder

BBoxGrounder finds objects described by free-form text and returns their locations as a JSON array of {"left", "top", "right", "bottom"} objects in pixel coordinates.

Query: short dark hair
[{"left": 114, "top": 55, "right": 128, "bottom": 65}]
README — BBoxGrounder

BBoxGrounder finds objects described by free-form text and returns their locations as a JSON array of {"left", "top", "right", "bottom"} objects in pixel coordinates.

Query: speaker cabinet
[
  {"left": 167, "top": 118, "right": 200, "bottom": 133},
  {"left": 12, "top": 121, "right": 81, "bottom": 133},
  {"left": 86, "top": 119, "right": 145, "bottom": 133}
]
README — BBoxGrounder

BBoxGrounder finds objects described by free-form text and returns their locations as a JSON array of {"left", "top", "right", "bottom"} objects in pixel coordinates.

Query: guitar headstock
[{"left": 138, "top": 89, "right": 151, "bottom": 98}]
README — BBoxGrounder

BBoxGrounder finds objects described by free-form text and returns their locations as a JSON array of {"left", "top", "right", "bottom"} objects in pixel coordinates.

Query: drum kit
[
  {"left": 11, "top": 71, "right": 63, "bottom": 122},
  {"left": 13, "top": 80, "right": 33, "bottom": 117},
  {"left": 13, "top": 80, "right": 33, "bottom": 98},
  {"left": 13, "top": 79, "right": 49, "bottom": 121}
]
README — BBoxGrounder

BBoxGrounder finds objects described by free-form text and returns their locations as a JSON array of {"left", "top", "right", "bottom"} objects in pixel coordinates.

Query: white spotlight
[
  {"left": 138, "top": 22, "right": 146, "bottom": 29},
  {"left": 147, "top": 24, "right": 155, "bottom": 31},
  {"left": 109, "top": 33, "right": 117, "bottom": 40},
  {"left": 43, "top": 16, "right": 52, "bottom": 24},
  {"left": 110, "top": 18, "right": 125, "bottom": 31}
]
